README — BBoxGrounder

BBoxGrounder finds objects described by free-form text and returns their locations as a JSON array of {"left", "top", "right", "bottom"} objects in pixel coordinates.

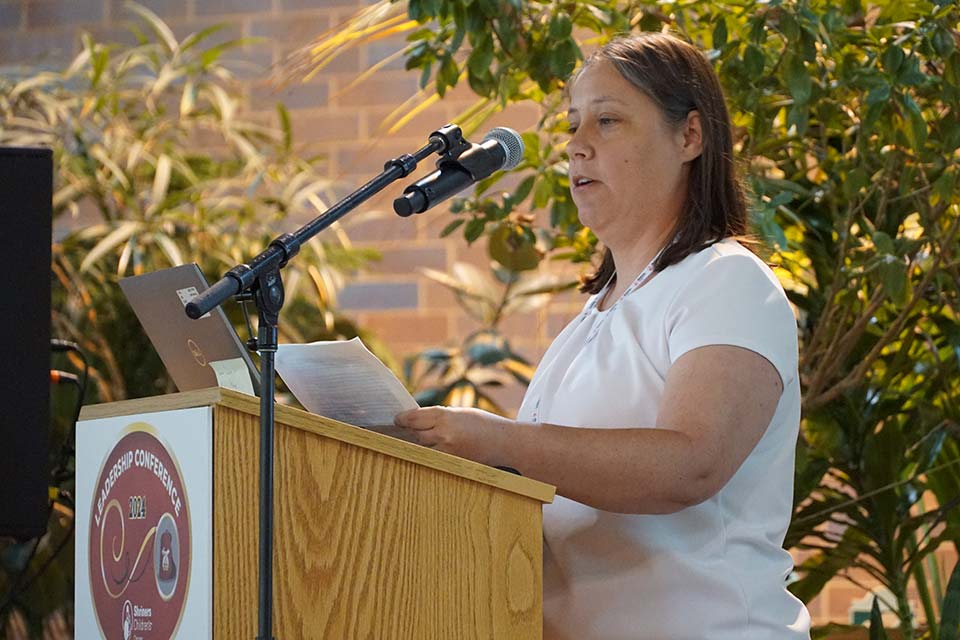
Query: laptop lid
[{"left": 119, "top": 264, "right": 261, "bottom": 395}]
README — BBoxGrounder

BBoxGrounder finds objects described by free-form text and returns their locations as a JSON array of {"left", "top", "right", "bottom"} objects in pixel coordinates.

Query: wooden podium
[{"left": 77, "top": 388, "right": 555, "bottom": 638}]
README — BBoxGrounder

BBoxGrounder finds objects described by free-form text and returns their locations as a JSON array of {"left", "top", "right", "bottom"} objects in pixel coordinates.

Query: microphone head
[{"left": 482, "top": 127, "right": 524, "bottom": 171}]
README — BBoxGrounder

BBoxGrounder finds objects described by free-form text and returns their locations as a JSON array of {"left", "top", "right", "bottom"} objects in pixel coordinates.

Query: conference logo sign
[{"left": 88, "top": 425, "right": 191, "bottom": 639}]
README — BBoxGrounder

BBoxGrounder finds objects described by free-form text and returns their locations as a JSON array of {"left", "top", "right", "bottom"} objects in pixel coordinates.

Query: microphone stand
[{"left": 185, "top": 125, "right": 470, "bottom": 640}]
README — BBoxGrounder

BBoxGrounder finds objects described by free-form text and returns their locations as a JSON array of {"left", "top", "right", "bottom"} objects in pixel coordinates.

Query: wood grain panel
[
  {"left": 213, "top": 404, "right": 544, "bottom": 639},
  {"left": 82, "top": 388, "right": 554, "bottom": 503}
]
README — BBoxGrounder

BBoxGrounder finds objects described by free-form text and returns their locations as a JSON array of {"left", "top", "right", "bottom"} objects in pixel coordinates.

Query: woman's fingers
[{"left": 394, "top": 406, "right": 445, "bottom": 430}]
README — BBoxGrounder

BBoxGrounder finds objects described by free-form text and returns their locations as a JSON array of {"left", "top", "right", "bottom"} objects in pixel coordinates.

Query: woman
[{"left": 395, "top": 33, "right": 811, "bottom": 639}]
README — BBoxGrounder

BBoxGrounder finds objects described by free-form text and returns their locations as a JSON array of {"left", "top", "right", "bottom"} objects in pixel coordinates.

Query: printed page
[{"left": 275, "top": 337, "right": 419, "bottom": 442}]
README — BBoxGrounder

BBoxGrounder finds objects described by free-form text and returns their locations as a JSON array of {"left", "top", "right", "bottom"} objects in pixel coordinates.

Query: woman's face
[{"left": 566, "top": 59, "right": 698, "bottom": 247}]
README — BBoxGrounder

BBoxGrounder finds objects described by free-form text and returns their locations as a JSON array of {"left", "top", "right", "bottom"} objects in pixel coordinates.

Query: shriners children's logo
[{"left": 89, "top": 426, "right": 190, "bottom": 639}]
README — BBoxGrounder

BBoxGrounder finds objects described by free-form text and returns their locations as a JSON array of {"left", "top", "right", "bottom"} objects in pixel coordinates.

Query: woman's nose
[{"left": 566, "top": 129, "right": 592, "bottom": 159}]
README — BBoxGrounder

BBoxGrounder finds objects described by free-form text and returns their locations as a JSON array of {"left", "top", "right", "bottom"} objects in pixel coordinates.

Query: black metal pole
[
  {"left": 253, "top": 267, "right": 283, "bottom": 640},
  {"left": 256, "top": 335, "right": 277, "bottom": 640}
]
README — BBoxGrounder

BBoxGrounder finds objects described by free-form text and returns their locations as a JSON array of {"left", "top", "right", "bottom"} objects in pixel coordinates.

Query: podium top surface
[{"left": 79, "top": 387, "right": 555, "bottom": 504}]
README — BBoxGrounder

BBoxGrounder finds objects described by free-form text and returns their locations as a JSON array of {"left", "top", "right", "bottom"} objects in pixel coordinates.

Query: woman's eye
[
  {"left": 598, "top": 117, "right": 617, "bottom": 126},
  {"left": 567, "top": 124, "right": 579, "bottom": 134}
]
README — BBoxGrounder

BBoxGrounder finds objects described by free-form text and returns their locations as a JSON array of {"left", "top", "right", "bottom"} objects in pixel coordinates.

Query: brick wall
[
  {"left": 2, "top": 0, "right": 954, "bottom": 630},
  {"left": 0, "top": 0, "right": 581, "bottom": 408}
]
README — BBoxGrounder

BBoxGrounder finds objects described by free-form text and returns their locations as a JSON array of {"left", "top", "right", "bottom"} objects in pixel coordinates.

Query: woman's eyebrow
[{"left": 567, "top": 95, "right": 628, "bottom": 115}]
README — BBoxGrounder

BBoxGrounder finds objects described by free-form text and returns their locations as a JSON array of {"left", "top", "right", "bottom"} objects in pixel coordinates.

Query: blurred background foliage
[
  {"left": 0, "top": 0, "right": 958, "bottom": 636},
  {"left": 0, "top": 4, "right": 379, "bottom": 636},
  {"left": 295, "top": 0, "right": 960, "bottom": 637}
]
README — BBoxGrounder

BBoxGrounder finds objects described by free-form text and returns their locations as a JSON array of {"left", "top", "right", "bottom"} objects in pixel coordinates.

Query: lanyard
[
  {"left": 528, "top": 243, "right": 668, "bottom": 423},
  {"left": 581, "top": 244, "right": 667, "bottom": 343}
]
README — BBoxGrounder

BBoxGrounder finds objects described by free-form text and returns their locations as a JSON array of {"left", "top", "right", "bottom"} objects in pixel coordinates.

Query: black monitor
[{"left": 0, "top": 146, "right": 52, "bottom": 540}]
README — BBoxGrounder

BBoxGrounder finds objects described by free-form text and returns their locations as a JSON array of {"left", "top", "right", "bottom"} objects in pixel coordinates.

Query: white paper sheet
[
  {"left": 209, "top": 357, "right": 256, "bottom": 396},
  {"left": 275, "top": 337, "right": 419, "bottom": 441}
]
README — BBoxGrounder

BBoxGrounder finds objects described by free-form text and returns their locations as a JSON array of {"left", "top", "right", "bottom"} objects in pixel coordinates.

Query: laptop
[{"left": 119, "top": 264, "right": 261, "bottom": 395}]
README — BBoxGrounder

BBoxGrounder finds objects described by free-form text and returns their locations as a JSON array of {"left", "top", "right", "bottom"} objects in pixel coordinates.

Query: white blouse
[{"left": 518, "top": 239, "right": 811, "bottom": 639}]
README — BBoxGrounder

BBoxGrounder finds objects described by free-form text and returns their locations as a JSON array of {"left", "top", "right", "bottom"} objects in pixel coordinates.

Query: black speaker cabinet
[{"left": 0, "top": 146, "right": 52, "bottom": 540}]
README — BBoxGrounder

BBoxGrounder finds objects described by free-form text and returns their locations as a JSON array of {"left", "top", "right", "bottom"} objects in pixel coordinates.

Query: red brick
[
  {"left": 249, "top": 12, "right": 332, "bottom": 42},
  {"left": 421, "top": 280, "right": 458, "bottom": 310},
  {"left": 483, "top": 382, "right": 527, "bottom": 416},
  {"left": 280, "top": 0, "right": 364, "bottom": 11},
  {"left": 251, "top": 80, "right": 330, "bottom": 112},
  {"left": 365, "top": 104, "right": 452, "bottom": 139},
  {"left": 481, "top": 102, "right": 544, "bottom": 135},
  {"left": 109, "top": 0, "right": 186, "bottom": 21},
  {"left": 195, "top": 0, "right": 263, "bottom": 17},
  {"left": 335, "top": 138, "right": 423, "bottom": 175},
  {"left": 547, "top": 309, "right": 581, "bottom": 336},
  {"left": 26, "top": 0, "right": 103, "bottom": 28},
  {"left": 364, "top": 35, "right": 409, "bottom": 72},
  {"left": 457, "top": 312, "right": 540, "bottom": 340},
  {"left": 341, "top": 209, "right": 418, "bottom": 242},
  {"left": 0, "top": 3, "right": 22, "bottom": 29},
  {"left": 333, "top": 73, "right": 420, "bottom": 108},
  {"left": 366, "top": 245, "right": 447, "bottom": 275},
  {"left": 292, "top": 111, "right": 361, "bottom": 142},
  {"left": 0, "top": 29, "right": 76, "bottom": 62},
  {"left": 359, "top": 311, "right": 449, "bottom": 343},
  {"left": 338, "top": 281, "right": 418, "bottom": 310},
  {"left": 170, "top": 20, "right": 244, "bottom": 48},
  {"left": 223, "top": 45, "right": 275, "bottom": 81}
]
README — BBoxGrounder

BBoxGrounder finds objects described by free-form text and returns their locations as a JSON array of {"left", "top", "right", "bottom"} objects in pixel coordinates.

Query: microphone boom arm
[{"left": 185, "top": 124, "right": 467, "bottom": 319}]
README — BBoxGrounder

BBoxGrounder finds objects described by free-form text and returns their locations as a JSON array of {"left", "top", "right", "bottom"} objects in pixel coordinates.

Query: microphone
[{"left": 393, "top": 127, "right": 525, "bottom": 217}]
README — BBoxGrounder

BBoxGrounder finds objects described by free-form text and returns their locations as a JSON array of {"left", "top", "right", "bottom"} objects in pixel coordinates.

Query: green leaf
[
  {"left": 785, "top": 55, "right": 812, "bottom": 104},
  {"left": 882, "top": 44, "right": 905, "bottom": 75},
  {"left": 549, "top": 38, "right": 579, "bottom": 81},
  {"left": 941, "top": 559, "right": 960, "bottom": 640},
  {"left": 866, "top": 84, "right": 891, "bottom": 106},
  {"left": 869, "top": 597, "right": 889, "bottom": 640},
  {"left": 466, "top": 342, "right": 509, "bottom": 365},
  {"left": 743, "top": 44, "right": 765, "bottom": 77},
  {"left": 437, "top": 54, "right": 459, "bottom": 96},
  {"left": 712, "top": 16, "right": 728, "bottom": 49},
  {"left": 440, "top": 218, "right": 465, "bottom": 238},
  {"left": 843, "top": 167, "right": 870, "bottom": 198},
  {"left": 467, "top": 33, "right": 494, "bottom": 76},
  {"left": 464, "top": 217, "right": 485, "bottom": 243},
  {"left": 79, "top": 221, "right": 144, "bottom": 273},
  {"left": 873, "top": 231, "right": 895, "bottom": 255},
  {"left": 488, "top": 223, "right": 541, "bottom": 271},
  {"left": 931, "top": 169, "right": 957, "bottom": 206},
  {"left": 124, "top": 1, "right": 178, "bottom": 53},
  {"left": 549, "top": 14, "right": 572, "bottom": 40},
  {"left": 900, "top": 93, "right": 927, "bottom": 151},
  {"left": 276, "top": 104, "right": 292, "bottom": 153},
  {"left": 513, "top": 175, "right": 535, "bottom": 203},
  {"left": 879, "top": 258, "right": 909, "bottom": 305}
]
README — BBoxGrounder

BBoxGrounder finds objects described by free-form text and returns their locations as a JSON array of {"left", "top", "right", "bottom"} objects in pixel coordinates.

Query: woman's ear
[{"left": 680, "top": 110, "right": 703, "bottom": 161}]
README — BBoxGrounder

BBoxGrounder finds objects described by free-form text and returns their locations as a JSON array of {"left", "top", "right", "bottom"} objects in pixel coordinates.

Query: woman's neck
[{"left": 608, "top": 223, "right": 676, "bottom": 288}]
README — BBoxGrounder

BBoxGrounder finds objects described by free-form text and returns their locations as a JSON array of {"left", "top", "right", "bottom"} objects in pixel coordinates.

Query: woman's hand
[{"left": 394, "top": 406, "right": 513, "bottom": 466}]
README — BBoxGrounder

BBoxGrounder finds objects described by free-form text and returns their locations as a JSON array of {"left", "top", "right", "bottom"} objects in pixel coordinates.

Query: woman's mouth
[{"left": 572, "top": 175, "right": 598, "bottom": 191}]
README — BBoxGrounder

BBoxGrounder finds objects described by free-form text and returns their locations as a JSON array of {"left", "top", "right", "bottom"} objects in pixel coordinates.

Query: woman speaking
[{"left": 395, "top": 33, "right": 811, "bottom": 639}]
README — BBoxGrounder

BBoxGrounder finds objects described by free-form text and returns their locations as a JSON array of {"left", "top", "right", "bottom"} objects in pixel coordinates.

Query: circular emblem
[{"left": 89, "top": 427, "right": 190, "bottom": 639}]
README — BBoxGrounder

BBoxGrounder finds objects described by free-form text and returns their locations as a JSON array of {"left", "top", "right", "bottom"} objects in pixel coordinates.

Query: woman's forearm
[{"left": 498, "top": 422, "right": 714, "bottom": 514}]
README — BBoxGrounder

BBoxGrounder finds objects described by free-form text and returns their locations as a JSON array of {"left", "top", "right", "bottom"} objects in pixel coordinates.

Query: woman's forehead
[{"left": 568, "top": 61, "right": 651, "bottom": 114}]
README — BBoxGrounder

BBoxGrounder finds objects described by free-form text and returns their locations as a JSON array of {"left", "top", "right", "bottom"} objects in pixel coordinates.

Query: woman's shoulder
[{"left": 668, "top": 238, "right": 782, "bottom": 290}]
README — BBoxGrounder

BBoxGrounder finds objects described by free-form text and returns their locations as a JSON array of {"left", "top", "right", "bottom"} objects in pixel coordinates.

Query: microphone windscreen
[{"left": 483, "top": 127, "right": 524, "bottom": 171}]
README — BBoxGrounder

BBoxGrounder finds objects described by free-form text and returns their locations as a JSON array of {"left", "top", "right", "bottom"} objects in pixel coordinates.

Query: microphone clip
[{"left": 429, "top": 124, "right": 472, "bottom": 164}]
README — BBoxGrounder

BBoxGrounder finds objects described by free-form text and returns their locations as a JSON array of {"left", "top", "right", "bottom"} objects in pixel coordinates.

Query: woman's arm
[{"left": 394, "top": 344, "right": 783, "bottom": 514}]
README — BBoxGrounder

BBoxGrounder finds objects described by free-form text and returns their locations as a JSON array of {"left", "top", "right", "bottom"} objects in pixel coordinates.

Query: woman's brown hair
[{"left": 575, "top": 33, "right": 749, "bottom": 294}]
